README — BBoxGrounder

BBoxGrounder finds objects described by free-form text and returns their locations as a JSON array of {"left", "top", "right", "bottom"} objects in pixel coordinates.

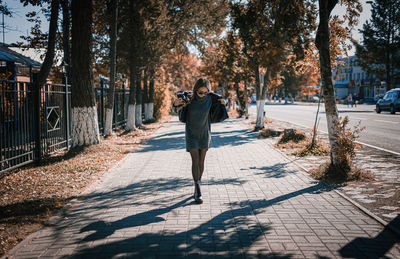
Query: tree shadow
[
  {"left": 0, "top": 146, "right": 88, "bottom": 179},
  {"left": 67, "top": 183, "right": 330, "bottom": 258},
  {"left": 339, "top": 215, "right": 400, "bottom": 258},
  {"left": 47, "top": 176, "right": 248, "bottom": 237},
  {"left": 76, "top": 177, "right": 247, "bottom": 207},
  {"left": 0, "top": 197, "right": 73, "bottom": 224},
  {"left": 241, "top": 162, "right": 297, "bottom": 178},
  {"left": 78, "top": 196, "right": 193, "bottom": 242},
  {"left": 133, "top": 130, "right": 186, "bottom": 152},
  {"left": 211, "top": 128, "right": 259, "bottom": 149}
]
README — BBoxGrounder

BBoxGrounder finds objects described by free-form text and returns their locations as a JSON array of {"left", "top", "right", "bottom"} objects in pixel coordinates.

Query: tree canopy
[{"left": 355, "top": 0, "right": 400, "bottom": 88}]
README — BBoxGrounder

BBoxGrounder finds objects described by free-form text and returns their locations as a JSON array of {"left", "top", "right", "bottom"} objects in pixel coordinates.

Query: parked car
[{"left": 376, "top": 88, "right": 400, "bottom": 114}]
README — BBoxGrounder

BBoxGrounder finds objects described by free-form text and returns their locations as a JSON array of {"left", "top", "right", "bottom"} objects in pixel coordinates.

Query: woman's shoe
[{"left": 194, "top": 182, "right": 203, "bottom": 204}]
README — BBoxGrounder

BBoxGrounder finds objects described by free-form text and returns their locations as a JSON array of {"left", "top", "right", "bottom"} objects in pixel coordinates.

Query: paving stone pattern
[
  {"left": 4, "top": 118, "right": 400, "bottom": 258},
  {"left": 263, "top": 116, "right": 400, "bottom": 224}
]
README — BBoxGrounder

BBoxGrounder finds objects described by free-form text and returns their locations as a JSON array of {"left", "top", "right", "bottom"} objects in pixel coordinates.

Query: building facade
[{"left": 332, "top": 56, "right": 388, "bottom": 103}]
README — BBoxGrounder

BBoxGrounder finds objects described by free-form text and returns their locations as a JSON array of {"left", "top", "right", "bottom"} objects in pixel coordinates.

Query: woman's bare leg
[
  {"left": 198, "top": 149, "right": 208, "bottom": 181},
  {"left": 189, "top": 149, "right": 204, "bottom": 203},
  {"left": 189, "top": 149, "right": 200, "bottom": 182}
]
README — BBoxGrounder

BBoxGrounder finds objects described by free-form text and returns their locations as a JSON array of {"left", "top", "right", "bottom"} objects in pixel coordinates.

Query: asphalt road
[{"left": 249, "top": 102, "right": 400, "bottom": 154}]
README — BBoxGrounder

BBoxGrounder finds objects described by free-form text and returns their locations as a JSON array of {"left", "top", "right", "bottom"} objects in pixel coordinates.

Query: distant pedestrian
[
  {"left": 173, "top": 78, "right": 227, "bottom": 204},
  {"left": 347, "top": 94, "right": 353, "bottom": 107},
  {"left": 352, "top": 93, "right": 357, "bottom": 107}
]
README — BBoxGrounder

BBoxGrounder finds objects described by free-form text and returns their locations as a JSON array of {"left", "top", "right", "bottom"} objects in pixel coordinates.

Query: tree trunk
[
  {"left": 126, "top": 62, "right": 137, "bottom": 131},
  {"left": 71, "top": 0, "right": 100, "bottom": 146},
  {"left": 135, "top": 71, "right": 143, "bottom": 127},
  {"left": 284, "top": 84, "right": 288, "bottom": 104},
  {"left": 143, "top": 70, "right": 149, "bottom": 121},
  {"left": 244, "top": 82, "right": 249, "bottom": 119},
  {"left": 126, "top": 0, "right": 137, "bottom": 131},
  {"left": 386, "top": 48, "right": 391, "bottom": 89},
  {"left": 148, "top": 68, "right": 155, "bottom": 120},
  {"left": 35, "top": 0, "right": 60, "bottom": 88},
  {"left": 104, "top": 0, "right": 118, "bottom": 137},
  {"left": 255, "top": 66, "right": 269, "bottom": 130},
  {"left": 254, "top": 65, "right": 265, "bottom": 129},
  {"left": 257, "top": 71, "right": 270, "bottom": 129},
  {"left": 316, "top": 0, "right": 340, "bottom": 166},
  {"left": 61, "top": 0, "right": 71, "bottom": 83}
]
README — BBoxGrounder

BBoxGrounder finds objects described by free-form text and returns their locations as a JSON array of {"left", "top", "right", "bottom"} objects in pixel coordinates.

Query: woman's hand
[
  {"left": 174, "top": 98, "right": 185, "bottom": 107},
  {"left": 219, "top": 99, "right": 226, "bottom": 105}
]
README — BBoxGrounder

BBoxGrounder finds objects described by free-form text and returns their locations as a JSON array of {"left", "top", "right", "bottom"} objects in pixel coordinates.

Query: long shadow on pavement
[
  {"left": 55, "top": 177, "right": 248, "bottom": 226},
  {"left": 242, "top": 162, "right": 297, "bottom": 179},
  {"left": 78, "top": 196, "right": 193, "bottom": 243},
  {"left": 68, "top": 183, "right": 330, "bottom": 258},
  {"left": 339, "top": 215, "right": 400, "bottom": 259}
]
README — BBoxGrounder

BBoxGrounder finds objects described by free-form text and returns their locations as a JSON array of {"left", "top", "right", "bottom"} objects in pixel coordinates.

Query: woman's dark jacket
[
  {"left": 177, "top": 92, "right": 228, "bottom": 123},
  {"left": 209, "top": 92, "right": 229, "bottom": 123}
]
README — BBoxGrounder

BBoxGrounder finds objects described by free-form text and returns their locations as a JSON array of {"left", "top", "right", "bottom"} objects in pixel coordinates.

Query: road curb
[{"left": 240, "top": 115, "right": 400, "bottom": 238}]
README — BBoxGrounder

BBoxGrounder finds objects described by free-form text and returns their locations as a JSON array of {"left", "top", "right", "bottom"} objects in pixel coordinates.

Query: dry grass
[
  {"left": 250, "top": 117, "right": 273, "bottom": 124},
  {"left": 261, "top": 120, "right": 371, "bottom": 185},
  {"left": 273, "top": 128, "right": 329, "bottom": 157},
  {"left": 0, "top": 116, "right": 171, "bottom": 256},
  {"left": 259, "top": 128, "right": 283, "bottom": 138},
  {"left": 276, "top": 129, "right": 307, "bottom": 146},
  {"left": 293, "top": 140, "right": 330, "bottom": 157},
  {"left": 307, "top": 116, "right": 367, "bottom": 184},
  {"left": 310, "top": 162, "right": 374, "bottom": 185}
]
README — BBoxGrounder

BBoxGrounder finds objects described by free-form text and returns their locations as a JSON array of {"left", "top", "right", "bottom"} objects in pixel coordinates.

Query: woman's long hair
[
  {"left": 178, "top": 78, "right": 211, "bottom": 111},
  {"left": 192, "top": 78, "right": 211, "bottom": 99}
]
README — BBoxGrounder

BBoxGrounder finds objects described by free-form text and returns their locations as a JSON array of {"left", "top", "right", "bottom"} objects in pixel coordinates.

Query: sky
[
  {"left": 2, "top": 0, "right": 48, "bottom": 45},
  {"left": 332, "top": 2, "right": 372, "bottom": 46},
  {"left": 2, "top": 0, "right": 372, "bottom": 56}
]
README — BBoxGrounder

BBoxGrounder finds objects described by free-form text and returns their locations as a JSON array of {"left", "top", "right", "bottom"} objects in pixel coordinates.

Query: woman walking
[{"left": 173, "top": 78, "right": 227, "bottom": 204}]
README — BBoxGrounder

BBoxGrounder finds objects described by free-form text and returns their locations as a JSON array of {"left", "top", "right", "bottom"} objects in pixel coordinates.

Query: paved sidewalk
[{"left": 4, "top": 117, "right": 400, "bottom": 258}]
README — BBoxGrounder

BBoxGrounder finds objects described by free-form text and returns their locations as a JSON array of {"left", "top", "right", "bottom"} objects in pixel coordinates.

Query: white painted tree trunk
[
  {"left": 126, "top": 104, "right": 136, "bottom": 131},
  {"left": 135, "top": 104, "right": 142, "bottom": 126},
  {"left": 144, "top": 103, "right": 149, "bottom": 120},
  {"left": 71, "top": 106, "right": 100, "bottom": 147},
  {"left": 245, "top": 99, "right": 249, "bottom": 119},
  {"left": 104, "top": 108, "right": 113, "bottom": 136},
  {"left": 148, "top": 102, "right": 154, "bottom": 120},
  {"left": 255, "top": 99, "right": 265, "bottom": 129},
  {"left": 325, "top": 113, "right": 340, "bottom": 164}
]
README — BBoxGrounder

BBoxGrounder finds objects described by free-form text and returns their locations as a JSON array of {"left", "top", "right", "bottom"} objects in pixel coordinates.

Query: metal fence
[
  {"left": 1, "top": 79, "right": 129, "bottom": 173},
  {"left": 96, "top": 80, "right": 130, "bottom": 134},
  {"left": 1, "top": 80, "right": 36, "bottom": 172}
]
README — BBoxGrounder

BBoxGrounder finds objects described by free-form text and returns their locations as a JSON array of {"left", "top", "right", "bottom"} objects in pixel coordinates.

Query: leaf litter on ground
[{"left": 0, "top": 116, "right": 171, "bottom": 256}]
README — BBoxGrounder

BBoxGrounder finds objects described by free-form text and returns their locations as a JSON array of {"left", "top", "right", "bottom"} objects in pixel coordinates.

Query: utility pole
[{"left": 2, "top": 13, "right": 5, "bottom": 44}]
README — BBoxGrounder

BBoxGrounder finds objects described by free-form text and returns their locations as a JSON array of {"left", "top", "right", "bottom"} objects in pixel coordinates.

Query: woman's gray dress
[{"left": 185, "top": 94, "right": 212, "bottom": 151}]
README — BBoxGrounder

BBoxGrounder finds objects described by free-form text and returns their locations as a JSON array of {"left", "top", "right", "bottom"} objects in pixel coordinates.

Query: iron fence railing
[
  {"left": 1, "top": 80, "right": 35, "bottom": 172},
  {"left": 96, "top": 80, "right": 130, "bottom": 134},
  {"left": 1, "top": 79, "right": 129, "bottom": 173}
]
